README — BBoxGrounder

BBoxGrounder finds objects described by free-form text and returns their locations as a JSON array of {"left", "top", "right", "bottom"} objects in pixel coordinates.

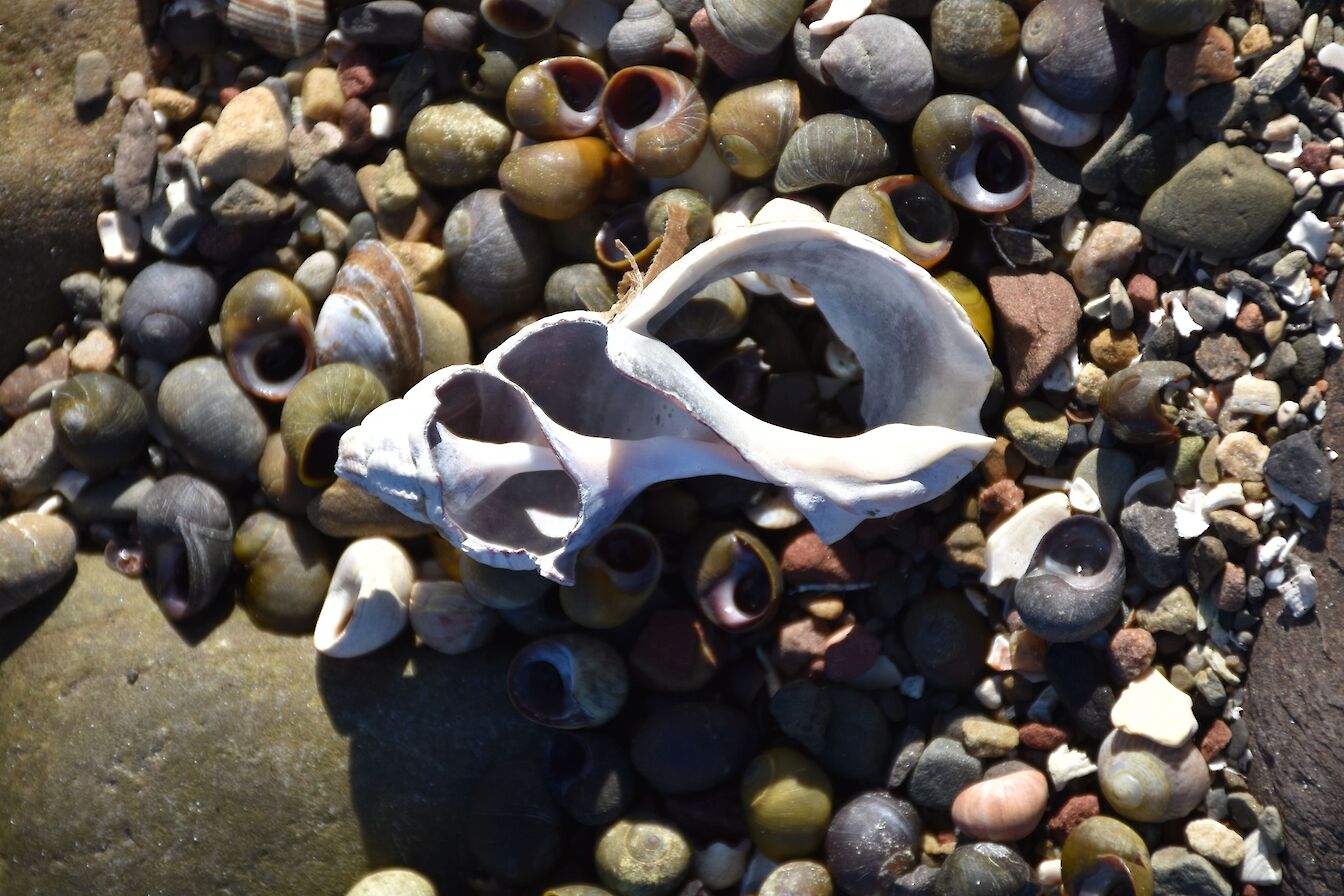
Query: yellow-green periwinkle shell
[
  {"left": 709, "top": 79, "right": 802, "bottom": 179},
  {"left": 741, "top": 746, "right": 834, "bottom": 861},
  {"left": 937, "top": 270, "right": 994, "bottom": 352},
  {"left": 595, "top": 818, "right": 691, "bottom": 896},
  {"left": 1060, "top": 816, "right": 1154, "bottom": 896},
  {"left": 280, "top": 362, "right": 389, "bottom": 487}
]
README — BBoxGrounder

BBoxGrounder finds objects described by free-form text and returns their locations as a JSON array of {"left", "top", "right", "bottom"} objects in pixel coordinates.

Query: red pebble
[
  {"left": 218, "top": 85, "right": 240, "bottom": 105},
  {"left": 1298, "top": 141, "right": 1332, "bottom": 175},
  {"left": 1108, "top": 627, "right": 1156, "bottom": 681},
  {"left": 979, "top": 479, "right": 1024, "bottom": 518},
  {"left": 823, "top": 624, "right": 881, "bottom": 682},
  {"left": 1018, "top": 722, "right": 1070, "bottom": 752},
  {"left": 1235, "top": 300, "right": 1265, "bottom": 334},
  {"left": 1126, "top": 272, "right": 1159, "bottom": 313},
  {"left": 1200, "top": 719, "right": 1233, "bottom": 762},
  {"left": 780, "top": 531, "right": 864, "bottom": 588},
  {"left": 776, "top": 616, "right": 831, "bottom": 676},
  {"left": 338, "top": 47, "right": 378, "bottom": 98},
  {"left": 1047, "top": 793, "right": 1100, "bottom": 843},
  {"left": 1240, "top": 886, "right": 1261, "bottom": 896},
  {"left": 340, "top": 98, "right": 375, "bottom": 156}
]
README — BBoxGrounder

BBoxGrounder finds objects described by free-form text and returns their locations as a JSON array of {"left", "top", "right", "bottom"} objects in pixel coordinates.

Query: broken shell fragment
[
  {"left": 338, "top": 221, "right": 994, "bottom": 583},
  {"left": 313, "top": 537, "right": 415, "bottom": 658},
  {"left": 1110, "top": 667, "right": 1197, "bottom": 747}
]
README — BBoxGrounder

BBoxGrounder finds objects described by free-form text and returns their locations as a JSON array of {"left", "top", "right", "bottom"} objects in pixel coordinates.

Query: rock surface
[{"left": 0, "top": 554, "right": 545, "bottom": 895}]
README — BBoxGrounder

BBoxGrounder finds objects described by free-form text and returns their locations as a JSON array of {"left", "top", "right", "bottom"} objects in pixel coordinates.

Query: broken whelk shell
[
  {"left": 314, "top": 537, "right": 415, "bottom": 657},
  {"left": 337, "top": 221, "right": 995, "bottom": 583}
]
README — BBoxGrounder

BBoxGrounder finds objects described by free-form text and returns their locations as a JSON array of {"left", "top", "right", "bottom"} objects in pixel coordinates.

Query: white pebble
[
  {"left": 1263, "top": 566, "right": 1286, "bottom": 589},
  {"left": 1288, "top": 212, "right": 1334, "bottom": 261},
  {"left": 1264, "top": 115, "right": 1301, "bottom": 142},
  {"left": 97, "top": 210, "right": 140, "bottom": 266},
  {"left": 1277, "top": 400, "right": 1301, "bottom": 427},
  {"left": 1047, "top": 744, "right": 1098, "bottom": 789},
  {"left": 324, "top": 28, "right": 356, "bottom": 64},
  {"left": 808, "top": 0, "right": 870, "bottom": 34},
  {"left": 1021, "top": 474, "right": 1070, "bottom": 491},
  {"left": 1240, "top": 830, "right": 1284, "bottom": 886},
  {"left": 178, "top": 121, "right": 213, "bottom": 160},
  {"left": 1243, "top": 500, "right": 1264, "bottom": 519},
  {"left": 1167, "top": 293, "right": 1203, "bottom": 337},
  {"left": 1291, "top": 170, "right": 1316, "bottom": 195},
  {"left": 974, "top": 677, "right": 1004, "bottom": 710},
  {"left": 1318, "top": 41, "right": 1344, "bottom": 73},
  {"left": 1303, "top": 13, "right": 1319, "bottom": 47},
  {"left": 1280, "top": 565, "right": 1318, "bottom": 617},
  {"left": 1036, "top": 859, "right": 1062, "bottom": 889},
  {"left": 1263, "top": 134, "right": 1302, "bottom": 171},
  {"left": 370, "top": 103, "right": 396, "bottom": 139}
]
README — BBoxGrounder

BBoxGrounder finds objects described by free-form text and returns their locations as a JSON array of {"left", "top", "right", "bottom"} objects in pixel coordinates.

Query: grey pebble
[
  {"left": 346, "top": 210, "right": 381, "bottom": 249},
  {"left": 1194, "top": 334, "right": 1250, "bottom": 381},
  {"left": 1227, "top": 791, "right": 1263, "bottom": 830},
  {"left": 1290, "top": 333, "right": 1325, "bottom": 384},
  {"left": 73, "top": 50, "right": 112, "bottom": 113},
  {"left": 1045, "top": 642, "right": 1114, "bottom": 740},
  {"left": 1188, "top": 79, "right": 1252, "bottom": 142},
  {"left": 1120, "top": 502, "right": 1182, "bottom": 589},
  {"left": 211, "top": 179, "right": 293, "bottom": 225},
  {"left": 1142, "top": 317, "right": 1180, "bottom": 361},
  {"left": 1205, "top": 787, "right": 1228, "bottom": 822},
  {"left": 1258, "top": 806, "right": 1285, "bottom": 854},
  {"left": 0, "top": 411, "right": 65, "bottom": 496},
  {"left": 1083, "top": 47, "right": 1167, "bottom": 195},
  {"left": 1194, "top": 669, "right": 1227, "bottom": 708},
  {"left": 60, "top": 271, "right": 103, "bottom": 317},
  {"left": 1117, "top": 119, "right": 1179, "bottom": 197},
  {"left": 1074, "top": 447, "right": 1137, "bottom": 522},
  {"left": 906, "top": 736, "right": 981, "bottom": 810},
  {"left": 294, "top": 250, "right": 340, "bottom": 303},
  {"left": 338, "top": 1, "right": 426, "bottom": 44},
  {"left": 1263, "top": 429, "right": 1331, "bottom": 505},
  {"left": 1262, "top": 340, "right": 1297, "bottom": 380},
  {"left": 296, "top": 159, "right": 367, "bottom": 220},
  {"left": 886, "top": 724, "right": 926, "bottom": 790},
  {"left": 1152, "top": 846, "right": 1232, "bottom": 896},
  {"left": 1008, "top": 144, "right": 1082, "bottom": 227},
  {"left": 770, "top": 679, "right": 831, "bottom": 756},
  {"left": 1186, "top": 287, "right": 1226, "bottom": 331},
  {"left": 113, "top": 98, "right": 158, "bottom": 216},
  {"left": 1252, "top": 39, "right": 1305, "bottom": 95},
  {"left": 1228, "top": 717, "right": 1250, "bottom": 758}
]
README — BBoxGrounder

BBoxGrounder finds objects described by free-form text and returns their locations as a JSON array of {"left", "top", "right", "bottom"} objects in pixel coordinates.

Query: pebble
[
  {"left": 1002, "top": 401, "right": 1068, "bottom": 468},
  {"left": 289, "top": 120, "right": 344, "bottom": 177},
  {"left": 960, "top": 718, "right": 1019, "bottom": 759},
  {"left": 1165, "top": 26, "right": 1237, "bottom": 95},
  {"left": 771, "top": 680, "right": 830, "bottom": 755},
  {"left": 338, "top": 1, "right": 427, "bottom": 44},
  {"left": 1263, "top": 429, "right": 1331, "bottom": 504},
  {"left": 1258, "top": 806, "right": 1285, "bottom": 854},
  {"left": 375, "top": 149, "right": 419, "bottom": 213},
  {"left": 1045, "top": 643, "right": 1114, "bottom": 740},
  {"left": 1186, "top": 287, "right": 1227, "bottom": 331},
  {"left": 1136, "top": 585, "right": 1199, "bottom": 636},
  {"left": 198, "top": 85, "right": 289, "bottom": 187},
  {"left": 1226, "top": 376, "right": 1281, "bottom": 417},
  {"left": 73, "top": 50, "right": 112, "bottom": 113},
  {"left": 1215, "top": 432, "right": 1268, "bottom": 481},
  {"left": 1186, "top": 819, "right": 1246, "bottom": 867},
  {"left": 308, "top": 479, "right": 434, "bottom": 539},
  {"left": 1111, "top": 668, "right": 1197, "bottom": 747},
  {"left": 1250, "top": 38, "right": 1305, "bottom": 95},
  {"left": 1201, "top": 719, "right": 1233, "bottom": 762},
  {"left": 146, "top": 86, "right": 198, "bottom": 123},
  {"left": 210, "top": 180, "right": 293, "bottom": 224},
  {"left": 1120, "top": 502, "right": 1182, "bottom": 589},
  {"left": 1168, "top": 436, "right": 1205, "bottom": 487},
  {"left": 822, "top": 624, "right": 880, "bottom": 682},
  {"left": 942, "top": 521, "right": 987, "bottom": 573},
  {"left": 1213, "top": 563, "right": 1247, "bottom": 612},
  {"left": 1018, "top": 722, "right": 1069, "bottom": 752},
  {"left": 97, "top": 209, "right": 140, "bottom": 266},
  {"left": 296, "top": 159, "right": 367, "bottom": 220},
  {"left": 1071, "top": 221, "right": 1144, "bottom": 298},
  {"left": 1046, "top": 793, "right": 1099, "bottom": 843},
  {"left": 113, "top": 98, "right": 157, "bottom": 216},
  {"left": 1262, "top": 341, "right": 1297, "bottom": 380},
  {"left": 1226, "top": 792, "right": 1262, "bottom": 830},
  {"left": 1108, "top": 628, "right": 1156, "bottom": 681},
  {"left": 1152, "top": 846, "right": 1233, "bottom": 896},
  {"left": 1239, "top": 830, "right": 1283, "bottom": 886},
  {"left": 987, "top": 271, "right": 1082, "bottom": 397},
  {"left": 68, "top": 328, "right": 118, "bottom": 374},
  {"left": 0, "top": 411, "right": 64, "bottom": 496},
  {"left": 907, "top": 736, "right": 982, "bottom": 810},
  {"left": 1046, "top": 743, "right": 1098, "bottom": 788},
  {"left": 301, "top": 67, "right": 345, "bottom": 123},
  {"left": 1195, "top": 334, "right": 1251, "bottom": 381},
  {"left": 1289, "top": 333, "right": 1325, "bottom": 384},
  {"left": 294, "top": 250, "right": 340, "bottom": 302},
  {"left": 1186, "top": 536, "right": 1228, "bottom": 594},
  {"left": 345, "top": 867, "right": 437, "bottom": 896},
  {"left": 1140, "top": 144, "right": 1295, "bottom": 259},
  {"left": 780, "top": 531, "right": 864, "bottom": 588},
  {"left": 60, "top": 271, "right": 102, "bottom": 318},
  {"left": 1088, "top": 328, "right": 1140, "bottom": 372}
]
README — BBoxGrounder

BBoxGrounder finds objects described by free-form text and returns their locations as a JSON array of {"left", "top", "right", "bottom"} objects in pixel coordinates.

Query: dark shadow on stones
[
  {"left": 0, "top": 565, "right": 77, "bottom": 665},
  {"left": 161, "top": 584, "right": 238, "bottom": 646},
  {"left": 315, "top": 634, "right": 548, "bottom": 895}
]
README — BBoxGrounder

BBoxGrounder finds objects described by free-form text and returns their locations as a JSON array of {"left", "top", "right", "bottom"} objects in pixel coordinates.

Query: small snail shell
[
  {"left": 950, "top": 761, "right": 1049, "bottom": 841},
  {"left": 825, "top": 790, "right": 922, "bottom": 892},
  {"left": 600, "top": 65, "right": 709, "bottom": 178},
  {"left": 423, "top": 6, "right": 480, "bottom": 52},
  {"left": 761, "top": 861, "right": 833, "bottom": 896},
  {"left": 774, "top": 111, "right": 895, "bottom": 193},
  {"left": 1097, "top": 730, "right": 1210, "bottom": 823},
  {"left": 480, "top": 0, "right": 569, "bottom": 37},
  {"left": 314, "top": 240, "right": 422, "bottom": 396},
  {"left": 704, "top": 0, "right": 805, "bottom": 54},
  {"left": 595, "top": 817, "right": 692, "bottom": 896},
  {"left": 607, "top": 0, "right": 677, "bottom": 68},
  {"left": 646, "top": 188, "right": 714, "bottom": 249},
  {"left": 444, "top": 188, "right": 552, "bottom": 322},
  {"left": 157, "top": 356, "right": 269, "bottom": 482},
  {"left": 234, "top": 510, "right": 334, "bottom": 634},
  {"left": 686, "top": 527, "right": 782, "bottom": 632},
  {"left": 930, "top": 0, "right": 1021, "bottom": 88},
  {"left": 280, "top": 363, "right": 389, "bottom": 488},
  {"left": 650, "top": 277, "right": 747, "bottom": 347},
  {"left": 468, "top": 759, "right": 564, "bottom": 887},
  {"left": 545, "top": 263, "right": 616, "bottom": 315},
  {"left": 499, "top": 136, "right": 612, "bottom": 221},
  {"left": 408, "top": 579, "right": 497, "bottom": 655},
  {"left": 220, "top": 269, "right": 316, "bottom": 402},
  {"left": 460, "top": 552, "right": 554, "bottom": 609},
  {"left": 1020, "top": 0, "right": 1131, "bottom": 111},
  {"left": 506, "top": 56, "right": 608, "bottom": 140},
  {"left": 911, "top": 93, "right": 1034, "bottom": 213},
  {"left": 936, "top": 270, "right": 994, "bottom": 351},
  {"left": 939, "top": 842, "right": 1032, "bottom": 896},
  {"left": 819, "top": 15, "right": 935, "bottom": 123},
  {"left": 1013, "top": 515, "right": 1125, "bottom": 642},
  {"left": 508, "top": 632, "right": 630, "bottom": 728},
  {"left": 559, "top": 522, "right": 663, "bottom": 629},
  {"left": 595, "top": 202, "right": 663, "bottom": 271},
  {"left": 50, "top": 373, "right": 150, "bottom": 476},
  {"left": 217, "top": 0, "right": 327, "bottom": 58},
  {"left": 313, "top": 537, "right": 414, "bottom": 658},
  {"left": 709, "top": 79, "right": 802, "bottom": 179},
  {"left": 1098, "top": 361, "right": 1192, "bottom": 444},
  {"left": 121, "top": 261, "right": 220, "bottom": 363},
  {"left": 406, "top": 101, "right": 513, "bottom": 188},
  {"left": 1016, "top": 80, "right": 1103, "bottom": 148},
  {"left": 138, "top": 473, "right": 235, "bottom": 621},
  {"left": 741, "top": 747, "right": 834, "bottom": 861},
  {"left": 546, "top": 730, "right": 638, "bottom": 826},
  {"left": 1060, "top": 816, "right": 1155, "bottom": 896},
  {"left": 829, "top": 175, "right": 958, "bottom": 269}
]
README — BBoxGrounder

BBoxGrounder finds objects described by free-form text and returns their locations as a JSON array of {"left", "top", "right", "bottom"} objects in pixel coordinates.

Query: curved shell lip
[
  {"left": 509, "top": 56, "right": 608, "bottom": 139},
  {"left": 480, "top": 0, "right": 565, "bottom": 37},
  {"left": 870, "top": 174, "right": 959, "bottom": 268},
  {"left": 225, "top": 310, "right": 317, "bottom": 402},
  {"left": 599, "top": 65, "right": 707, "bottom": 176},
  {"left": 945, "top": 108, "right": 1036, "bottom": 213},
  {"left": 1016, "top": 83, "right": 1103, "bottom": 149},
  {"left": 313, "top": 537, "right": 414, "bottom": 658},
  {"left": 1014, "top": 515, "right": 1125, "bottom": 642}
]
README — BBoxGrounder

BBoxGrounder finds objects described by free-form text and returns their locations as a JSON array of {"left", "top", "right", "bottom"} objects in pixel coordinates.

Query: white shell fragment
[
  {"left": 980, "top": 492, "right": 1072, "bottom": 589},
  {"left": 408, "top": 580, "right": 497, "bottom": 655},
  {"left": 314, "top": 537, "right": 415, "bottom": 658},
  {"left": 1047, "top": 743, "right": 1097, "bottom": 789},
  {"left": 338, "top": 222, "right": 995, "bottom": 583},
  {"left": 1111, "top": 668, "right": 1198, "bottom": 747}
]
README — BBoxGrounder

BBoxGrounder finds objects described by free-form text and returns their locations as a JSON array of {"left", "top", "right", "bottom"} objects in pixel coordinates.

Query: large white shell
[
  {"left": 337, "top": 221, "right": 995, "bottom": 583},
  {"left": 314, "top": 537, "right": 414, "bottom": 657}
]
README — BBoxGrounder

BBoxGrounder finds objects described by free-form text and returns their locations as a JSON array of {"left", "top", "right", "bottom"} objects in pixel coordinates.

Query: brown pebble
[
  {"left": 988, "top": 270, "right": 1082, "bottom": 397},
  {"left": 1240, "top": 884, "right": 1260, "bottom": 896},
  {"left": 1212, "top": 563, "right": 1247, "bottom": 613},
  {"left": 1200, "top": 719, "right": 1233, "bottom": 762},
  {"left": 1126, "top": 273, "right": 1159, "bottom": 313},
  {"left": 146, "top": 85, "right": 199, "bottom": 122},
  {"left": 980, "top": 436, "right": 1025, "bottom": 484},
  {"left": 1235, "top": 300, "right": 1264, "bottom": 333},
  {"left": 68, "top": 329, "right": 118, "bottom": 373},
  {"left": 1195, "top": 333, "right": 1251, "bottom": 381},
  {"left": 1018, "top": 722, "right": 1069, "bottom": 752},
  {"left": 1238, "top": 23, "right": 1272, "bottom": 56},
  {"left": 301, "top": 66, "right": 344, "bottom": 122},
  {"left": 338, "top": 51, "right": 377, "bottom": 98},
  {"left": 802, "top": 594, "right": 846, "bottom": 620},
  {"left": 776, "top": 616, "right": 831, "bottom": 676},
  {"left": 73, "top": 49, "right": 112, "bottom": 113},
  {"left": 1164, "top": 25, "right": 1236, "bottom": 95},
  {"left": 823, "top": 624, "right": 881, "bottom": 682},
  {"left": 1070, "top": 221, "right": 1143, "bottom": 298},
  {"left": 1108, "top": 627, "right": 1156, "bottom": 681},
  {"left": 1088, "top": 328, "right": 1140, "bottom": 372},
  {"left": 340, "top": 97, "right": 374, "bottom": 156},
  {"left": 1047, "top": 793, "right": 1100, "bottom": 843},
  {"left": 0, "top": 349, "right": 70, "bottom": 420},
  {"left": 1298, "top": 141, "right": 1332, "bottom": 175},
  {"left": 779, "top": 531, "right": 864, "bottom": 587},
  {"left": 978, "top": 478, "right": 1024, "bottom": 519}
]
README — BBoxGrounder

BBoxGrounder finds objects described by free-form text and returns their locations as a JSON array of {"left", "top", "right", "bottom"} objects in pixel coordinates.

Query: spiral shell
[
  {"left": 559, "top": 522, "right": 663, "bottom": 629},
  {"left": 709, "top": 79, "right": 802, "bottom": 179},
  {"left": 314, "top": 240, "right": 421, "bottom": 396},
  {"left": 444, "top": 189, "right": 552, "bottom": 322},
  {"left": 234, "top": 510, "right": 334, "bottom": 633},
  {"left": 607, "top": 0, "right": 677, "bottom": 67},
  {"left": 546, "top": 730, "right": 637, "bottom": 826},
  {"left": 704, "top": 0, "right": 805, "bottom": 54},
  {"left": 825, "top": 791, "right": 922, "bottom": 891},
  {"left": 600, "top": 65, "right": 709, "bottom": 178},
  {"left": 911, "top": 94, "right": 1034, "bottom": 212},
  {"left": 313, "top": 537, "right": 414, "bottom": 658},
  {"left": 774, "top": 111, "right": 895, "bottom": 193},
  {"left": 221, "top": 269, "right": 316, "bottom": 402},
  {"left": 595, "top": 818, "right": 692, "bottom": 896},
  {"left": 1097, "top": 730, "right": 1210, "bottom": 823},
  {"left": 499, "top": 136, "right": 612, "bottom": 221},
  {"left": 1013, "top": 515, "right": 1125, "bottom": 642},
  {"left": 281, "top": 363, "right": 389, "bottom": 488},
  {"left": 408, "top": 579, "right": 497, "bottom": 655},
  {"left": 1061, "top": 816, "right": 1155, "bottom": 896},
  {"left": 595, "top": 203, "right": 663, "bottom": 271},
  {"left": 480, "top": 0, "right": 570, "bottom": 37},
  {"left": 1015, "top": 78, "right": 1104, "bottom": 148},
  {"left": 138, "top": 473, "right": 235, "bottom": 621},
  {"left": 506, "top": 56, "right": 608, "bottom": 140},
  {"left": 1098, "top": 361, "right": 1192, "bottom": 444},
  {"left": 950, "top": 761, "right": 1049, "bottom": 841},
  {"left": 508, "top": 632, "right": 630, "bottom": 728},
  {"left": 1107, "top": 0, "right": 1226, "bottom": 37},
  {"left": 930, "top": 0, "right": 1021, "bottom": 88},
  {"left": 741, "top": 747, "right": 834, "bottom": 861},
  {"left": 1021, "top": 0, "right": 1131, "bottom": 111},
  {"left": 158, "top": 356, "right": 269, "bottom": 482},
  {"left": 687, "top": 527, "right": 782, "bottom": 632},
  {"left": 217, "top": 0, "right": 328, "bottom": 58},
  {"left": 121, "top": 261, "right": 220, "bottom": 363},
  {"left": 829, "top": 175, "right": 957, "bottom": 269},
  {"left": 50, "top": 373, "right": 150, "bottom": 477}
]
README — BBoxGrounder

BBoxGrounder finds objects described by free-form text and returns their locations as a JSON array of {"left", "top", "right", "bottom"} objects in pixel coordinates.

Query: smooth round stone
[
  {"left": 1140, "top": 144, "right": 1294, "bottom": 258},
  {"left": 0, "top": 409, "right": 64, "bottom": 496},
  {"left": 901, "top": 591, "right": 990, "bottom": 691},
  {"left": 308, "top": 478, "right": 435, "bottom": 538},
  {"left": 0, "top": 512, "right": 77, "bottom": 616},
  {"left": 347, "top": 868, "right": 437, "bottom": 896},
  {"left": 405, "top": 103, "right": 511, "bottom": 188},
  {"left": 197, "top": 85, "right": 288, "bottom": 187},
  {"left": 907, "top": 737, "right": 982, "bottom": 810},
  {"left": 1151, "top": 846, "right": 1232, "bottom": 896},
  {"left": 157, "top": 356, "right": 267, "bottom": 482},
  {"left": 819, "top": 15, "right": 934, "bottom": 123},
  {"left": 338, "top": 1, "right": 426, "bottom": 44},
  {"left": 0, "top": 554, "right": 544, "bottom": 894},
  {"left": 1003, "top": 401, "right": 1068, "bottom": 468}
]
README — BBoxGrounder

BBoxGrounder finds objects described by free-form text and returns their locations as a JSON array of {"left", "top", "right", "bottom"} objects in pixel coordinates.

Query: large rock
[
  {"left": 1139, "top": 143, "right": 1294, "bottom": 259},
  {"left": 0, "top": 554, "right": 545, "bottom": 895}
]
